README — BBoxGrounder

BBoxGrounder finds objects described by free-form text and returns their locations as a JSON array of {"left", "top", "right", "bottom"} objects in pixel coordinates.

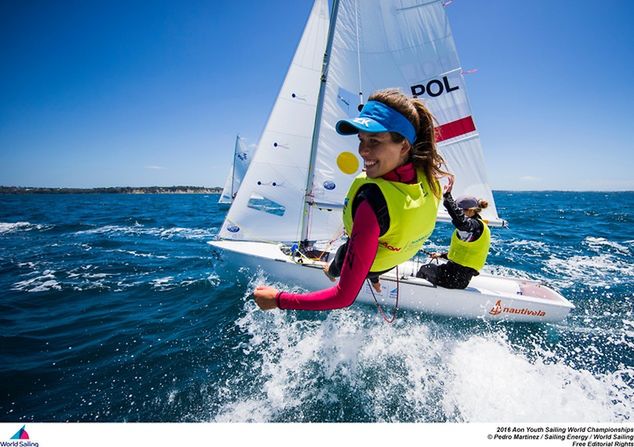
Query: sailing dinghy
[
  {"left": 209, "top": 0, "right": 574, "bottom": 323},
  {"left": 218, "top": 135, "right": 253, "bottom": 204}
]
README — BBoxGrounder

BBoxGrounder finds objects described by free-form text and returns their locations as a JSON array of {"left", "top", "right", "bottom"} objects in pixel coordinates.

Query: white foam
[
  {"left": 76, "top": 225, "right": 146, "bottom": 236},
  {"left": 497, "top": 239, "right": 551, "bottom": 264},
  {"left": 151, "top": 276, "right": 174, "bottom": 290},
  {"left": 585, "top": 236, "right": 630, "bottom": 254},
  {"left": 159, "top": 227, "right": 215, "bottom": 240},
  {"left": 17, "top": 261, "right": 38, "bottom": 269},
  {"left": 113, "top": 249, "right": 168, "bottom": 259},
  {"left": 213, "top": 293, "right": 632, "bottom": 422},
  {"left": 0, "top": 221, "right": 50, "bottom": 234},
  {"left": 545, "top": 253, "right": 634, "bottom": 288},
  {"left": 213, "top": 398, "right": 273, "bottom": 423},
  {"left": 206, "top": 272, "right": 221, "bottom": 286},
  {"left": 508, "top": 240, "right": 548, "bottom": 249},
  {"left": 482, "top": 265, "right": 535, "bottom": 280},
  {"left": 12, "top": 270, "right": 62, "bottom": 292},
  {"left": 149, "top": 275, "right": 207, "bottom": 290},
  {"left": 76, "top": 225, "right": 214, "bottom": 240},
  {"left": 442, "top": 335, "right": 631, "bottom": 422}
]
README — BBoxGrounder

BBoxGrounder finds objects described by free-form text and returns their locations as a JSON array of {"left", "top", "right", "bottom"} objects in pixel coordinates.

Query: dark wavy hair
[{"left": 368, "top": 88, "right": 451, "bottom": 198}]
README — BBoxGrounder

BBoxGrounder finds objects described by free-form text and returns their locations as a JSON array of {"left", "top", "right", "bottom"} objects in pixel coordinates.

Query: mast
[
  {"left": 230, "top": 135, "right": 239, "bottom": 200},
  {"left": 300, "top": 0, "right": 341, "bottom": 242}
]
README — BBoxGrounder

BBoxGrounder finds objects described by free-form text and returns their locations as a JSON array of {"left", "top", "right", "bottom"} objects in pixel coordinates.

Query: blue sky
[{"left": 1, "top": 0, "right": 633, "bottom": 190}]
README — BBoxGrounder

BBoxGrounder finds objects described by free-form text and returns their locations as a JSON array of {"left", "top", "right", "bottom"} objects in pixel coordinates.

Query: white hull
[{"left": 209, "top": 240, "right": 574, "bottom": 323}]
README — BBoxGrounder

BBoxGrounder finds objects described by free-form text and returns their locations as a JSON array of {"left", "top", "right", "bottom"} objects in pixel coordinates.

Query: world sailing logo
[
  {"left": 1, "top": 426, "right": 39, "bottom": 447},
  {"left": 489, "top": 300, "right": 546, "bottom": 318}
]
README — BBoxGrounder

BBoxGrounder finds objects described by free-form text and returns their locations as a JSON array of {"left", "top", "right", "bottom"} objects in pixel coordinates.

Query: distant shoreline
[
  {"left": 0, "top": 186, "right": 222, "bottom": 194},
  {"left": 0, "top": 186, "right": 631, "bottom": 195}
]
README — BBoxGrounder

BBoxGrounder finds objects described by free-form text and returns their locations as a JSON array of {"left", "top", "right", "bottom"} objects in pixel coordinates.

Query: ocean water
[{"left": 0, "top": 192, "right": 632, "bottom": 423}]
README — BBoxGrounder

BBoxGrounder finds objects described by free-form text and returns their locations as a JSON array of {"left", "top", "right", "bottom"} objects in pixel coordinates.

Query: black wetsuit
[{"left": 416, "top": 191, "right": 483, "bottom": 289}]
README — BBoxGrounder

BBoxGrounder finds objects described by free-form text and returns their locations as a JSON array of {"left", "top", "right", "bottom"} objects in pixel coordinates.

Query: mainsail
[
  {"left": 218, "top": 135, "right": 253, "bottom": 204},
  {"left": 304, "top": 0, "right": 503, "bottom": 242},
  {"left": 220, "top": 0, "right": 503, "bottom": 244}
]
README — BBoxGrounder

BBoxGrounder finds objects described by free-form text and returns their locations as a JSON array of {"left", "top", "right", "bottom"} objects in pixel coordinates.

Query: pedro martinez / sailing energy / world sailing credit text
[{"left": 492, "top": 426, "right": 634, "bottom": 445}]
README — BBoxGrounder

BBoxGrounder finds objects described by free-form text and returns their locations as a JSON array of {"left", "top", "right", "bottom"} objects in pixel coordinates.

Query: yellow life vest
[
  {"left": 447, "top": 220, "right": 491, "bottom": 271},
  {"left": 342, "top": 171, "right": 439, "bottom": 272}
]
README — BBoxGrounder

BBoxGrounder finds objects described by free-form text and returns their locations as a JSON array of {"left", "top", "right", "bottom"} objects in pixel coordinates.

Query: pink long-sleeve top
[{"left": 277, "top": 162, "right": 418, "bottom": 311}]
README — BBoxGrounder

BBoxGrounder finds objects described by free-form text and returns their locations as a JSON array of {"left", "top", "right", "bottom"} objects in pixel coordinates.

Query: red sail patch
[{"left": 435, "top": 116, "right": 476, "bottom": 142}]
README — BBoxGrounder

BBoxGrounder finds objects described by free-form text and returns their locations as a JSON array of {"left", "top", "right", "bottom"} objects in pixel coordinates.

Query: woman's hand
[
  {"left": 253, "top": 285, "right": 279, "bottom": 310},
  {"left": 443, "top": 174, "right": 455, "bottom": 195}
]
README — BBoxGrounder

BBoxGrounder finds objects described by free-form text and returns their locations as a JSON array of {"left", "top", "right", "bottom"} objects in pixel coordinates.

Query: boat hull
[{"left": 209, "top": 240, "right": 574, "bottom": 323}]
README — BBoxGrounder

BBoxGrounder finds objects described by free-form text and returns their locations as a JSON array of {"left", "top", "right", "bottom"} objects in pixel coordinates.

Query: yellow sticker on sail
[{"left": 336, "top": 151, "right": 359, "bottom": 175}]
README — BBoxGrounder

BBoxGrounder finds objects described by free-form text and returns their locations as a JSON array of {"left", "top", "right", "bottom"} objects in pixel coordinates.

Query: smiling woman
[
  {"left": 356, "top": 131, "right": 408, "bottom": 179},
  {"left": 253, "top": 88, "right": 451, "bottom": 311}
]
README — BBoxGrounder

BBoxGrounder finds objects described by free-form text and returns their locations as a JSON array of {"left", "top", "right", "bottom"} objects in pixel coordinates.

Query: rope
[
  {"left": 354, "top": 0, "right": 364, "bottom": 105},
  {"left": 368, "top": 266, "right": 399, "bottom": 324},
  {"left": 292, "top": 227, "right": 345, "bottom": 264}
]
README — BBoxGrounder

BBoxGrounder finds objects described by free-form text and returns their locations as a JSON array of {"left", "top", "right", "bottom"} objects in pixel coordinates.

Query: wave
[
  {"left": 75, "top": 224, "right": 217, "bottom": 240},
  {"left": 545, "top": 253, "right": 634, "bottom": 289},
  {"left": 11, "top": 270, "right": 62, "bottom": 293},
  {"left": 111, "top": 249, "right": 169, "bottom": 259},
  {"left": 585, "top": 236, "right": 631, "bottom": 254},
  {"left": 0, "top": 221, "right": 53, "bottom": 235}
]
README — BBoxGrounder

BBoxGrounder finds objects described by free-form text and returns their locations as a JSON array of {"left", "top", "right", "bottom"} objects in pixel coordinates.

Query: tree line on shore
[{"left": 0, "top": 186, "right": 222, "bottom": 194}]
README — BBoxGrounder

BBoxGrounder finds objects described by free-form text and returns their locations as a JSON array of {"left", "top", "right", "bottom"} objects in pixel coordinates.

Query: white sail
[
  {"left": 304, "top": 0, "right": 503, "bottom": 242},
  {"left": 218, "top": 0, "right": 330, "bottom": 241},
  {"left": 218, "top": 135, "right": 253, "bottom": 204}
]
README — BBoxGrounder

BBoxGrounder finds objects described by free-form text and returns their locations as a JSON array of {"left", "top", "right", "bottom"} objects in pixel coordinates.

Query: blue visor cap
[{"left": 335, "top": 100, "right": 417, "bottom": 145}]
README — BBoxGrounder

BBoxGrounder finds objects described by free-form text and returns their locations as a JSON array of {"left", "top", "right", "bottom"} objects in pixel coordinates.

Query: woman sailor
[
  {"left": 417, "top": 178, "right": 491, "bottom": 289},
  {"left": 253, "top": 88, "right": 449, "bottom": 311}
]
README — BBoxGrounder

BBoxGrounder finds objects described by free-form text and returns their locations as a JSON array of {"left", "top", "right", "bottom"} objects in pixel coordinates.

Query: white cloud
[
  {"left": 519, "top": 176, "right": 541, "bottom": 182},
  {"left": 144, "top": 165, "right": 166, "bottom": 170}
]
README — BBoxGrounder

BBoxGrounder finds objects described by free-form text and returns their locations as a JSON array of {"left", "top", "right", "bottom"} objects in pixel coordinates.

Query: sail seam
[
  {"left": 437, "top": 133, "right": 479, "bottom": 147},
  {"left": 395, "top": 0, "right": 441, "bottom": 11}
]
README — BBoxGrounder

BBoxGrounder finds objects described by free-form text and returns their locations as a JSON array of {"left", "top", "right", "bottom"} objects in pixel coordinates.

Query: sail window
[
  {"left": 247, "top": 194, "right": 286, "bottom": 217},
  {"left": 337, "top": 87, "right": 357, "bottom": 116}
]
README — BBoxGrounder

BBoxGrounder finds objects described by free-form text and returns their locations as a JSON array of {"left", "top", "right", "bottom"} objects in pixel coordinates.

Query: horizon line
[{"left": 1, "top": 185, "right": 633, "bottom": 193}]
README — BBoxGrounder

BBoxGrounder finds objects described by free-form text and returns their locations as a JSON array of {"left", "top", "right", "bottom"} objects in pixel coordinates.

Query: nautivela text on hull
[{"left": 209, "top": 240, "right": 574, "bottom": 323}]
